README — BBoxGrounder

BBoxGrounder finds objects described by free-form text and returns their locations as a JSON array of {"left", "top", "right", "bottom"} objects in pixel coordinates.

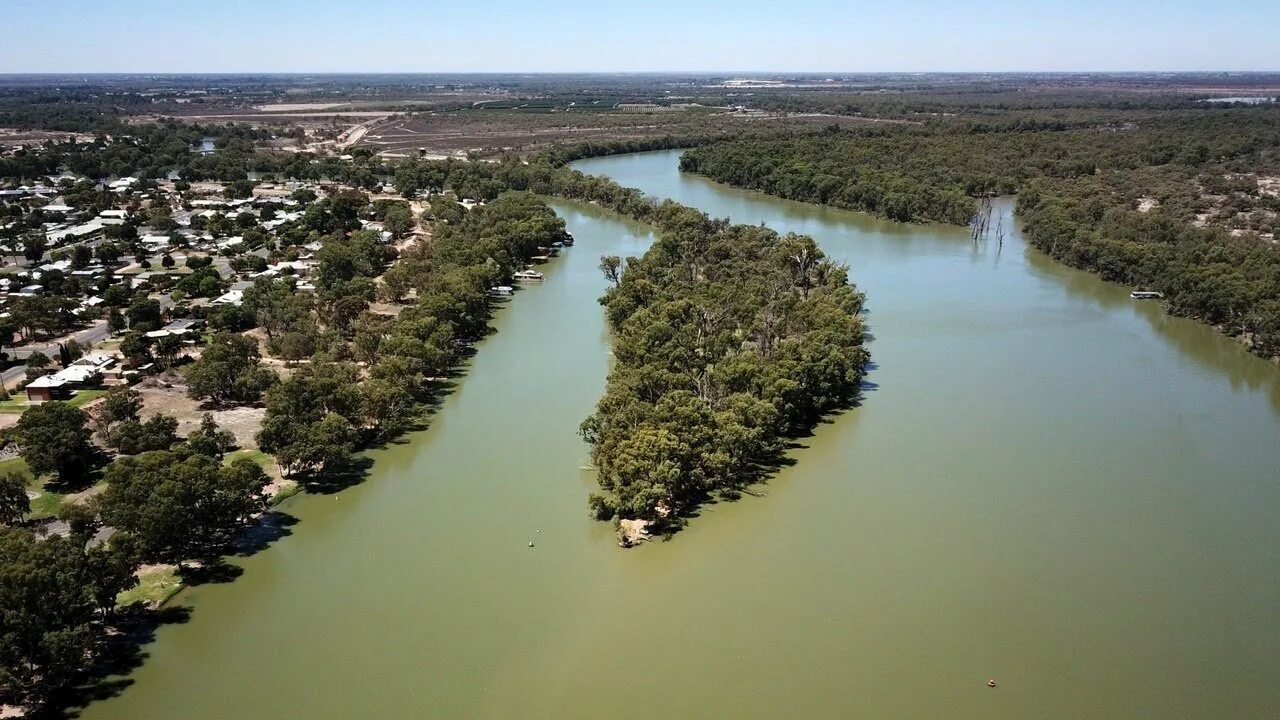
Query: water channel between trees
[{"left": 80, "top": 150, "right": 1280, "bottom": 720}]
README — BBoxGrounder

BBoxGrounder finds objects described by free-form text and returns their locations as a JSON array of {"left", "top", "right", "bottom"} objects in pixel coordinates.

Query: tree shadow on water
[
  {"left": 233, "top": 510, "right": 298, "bottom": 558},
  {"left": 297, "top": 456, "right": 376, "bottom": 495},
  {"left": 35, "top": 606, "right": 193, "bottom": 719}
]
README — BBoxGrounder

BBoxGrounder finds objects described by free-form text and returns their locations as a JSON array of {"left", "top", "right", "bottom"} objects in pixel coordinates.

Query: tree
[
  {"left": 22, "top": 234, "right": 46, "bottom": 263},
  {"left": 378, "top": 263, "right": 413, "bottom": 303},
  {"left": 63, "top": 339, "right": 84, "bottom": 364},
  {"left": 185, "top": 413, "right": 236, "bottom": 458},
  {"left": 93, "top": 385, "right": 142, "bottom": 442},
  {"left": 108, "top": 414, "right": 179, "bottom": 455},
  {"left": 383, "top": 204, "right": 413, "bottom": 238},
  {"left": 256, "top": 361, "right": 363, "bottom": 477},
  {"left": 329, "top": 294, "right": 369, "bottom": 336},
  {"left": 15, "top": 402, "right": 93, "bottom": 484},
  {"left": 94, "top": 242, "right": 122, "bottom": 265},
  {"left": 99, "top": 451, "right": 268, "bottom": 563},
  {"left": 126, "top": 297, "right": 163, "bottom": 332},
  {"left": 0, "top": 471, "right": 30, "bottom": 524},
  {"left": 185, "top": 332, "right": 277, "bottom": 406},
  {"left": 360, "top": 377, "right": 413, "bottom": 438},
  {"left": 107, "top": 307, "right": 127, "bottom": 335},
  {"left": 599, "top": 255, "right": 623, "bottom": 286},
  {"left": 0, "top": 529, "right": 111, "bottom": 704},
  {"left": 161, "top": 253, "right": 175, "bottom": 269},
  {"left": 119, "top": 331, "right": 153, "bottom": 365},
  {"left": 70, "top": 243, "right": 92, "bottom": 270},
  {"left": 25, "top": 351, "right": 51, "bottom": 372},
  {"left": 154, "top": 333, "right": 184, "bottom": 365},
  {"left": 260, "top": 412, "right": 357, "bottom": 479}
]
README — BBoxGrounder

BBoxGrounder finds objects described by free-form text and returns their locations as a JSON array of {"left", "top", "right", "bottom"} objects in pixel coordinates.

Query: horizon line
[{"left": 2, "top": 69, "right": 1280, "bottom": 76}]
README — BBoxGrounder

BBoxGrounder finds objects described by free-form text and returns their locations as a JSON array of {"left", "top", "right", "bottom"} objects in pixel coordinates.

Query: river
[{"left": 80, "top": 150, "right": 1280, "bottom": 719}]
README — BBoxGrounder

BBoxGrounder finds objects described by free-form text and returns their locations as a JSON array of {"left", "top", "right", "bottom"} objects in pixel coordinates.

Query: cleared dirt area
[
  {"left": 358, "top": 108, "right": 889, "bottom": 158},
  {"left": 135, "top": 371, "right": 265, "bottom": 450},
  {"left": 0, "top": 127, "right": 96, "bottom": 147},
  {"left": 254, "top": 103, "right": 350, "bottom": 112}
]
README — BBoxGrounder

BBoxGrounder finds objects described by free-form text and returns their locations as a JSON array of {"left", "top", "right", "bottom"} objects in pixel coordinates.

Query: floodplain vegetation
[{"left": 680, "top": 106, "right": 1280, "bottom": 357}]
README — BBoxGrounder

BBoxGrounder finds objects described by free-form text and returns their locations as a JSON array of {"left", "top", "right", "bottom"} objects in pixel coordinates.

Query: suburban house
[
  {"left": 24, "top": 353, "right": 120, "bottom": 403},
  {"left": 24, "top": 375, "right": 71, "bottom": 403}
]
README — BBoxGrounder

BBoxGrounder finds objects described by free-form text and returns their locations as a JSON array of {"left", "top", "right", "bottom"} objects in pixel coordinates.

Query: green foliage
[
  {"left": 185, "top": 413, "right": 237, "bottom": 458},
  {"left": 99, "top": 450, "right": 268, "bottom": 563},
  {"left": 108, "top": 414, "right": 179, "bottom": 455},
  {"left": 15, "top": 402, "right": 93, "bottom": 483},
  {"left": 93, "top": 385, "right": 142, "bottom": 444},
  {"left": 582, "top": 208, "right": 869, "bottom": 523},
  {"left": 679, "top": 109, "right": 1280, "bottom": 225},
  {"left": 184, "top": 332, "right": 278, "bottom": 406},
  {"left": 126, "top": 297, "right": 163, "bottom": 333},
  {"left": 0, "top": 471, "right": 29, "bottom": 524},
  {"left": 0, "top": 528, "right": 138, "bottom": 706}
]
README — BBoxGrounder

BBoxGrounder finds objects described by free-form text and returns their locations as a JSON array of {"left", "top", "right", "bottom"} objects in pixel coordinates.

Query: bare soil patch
[{"left": 135, "top": 371, "right": 265, "bottom": 449}]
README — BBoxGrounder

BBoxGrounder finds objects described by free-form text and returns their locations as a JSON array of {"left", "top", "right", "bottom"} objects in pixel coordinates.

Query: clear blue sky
[{"left": 2, "top": 0, "right": 1276, "bottom": 73}]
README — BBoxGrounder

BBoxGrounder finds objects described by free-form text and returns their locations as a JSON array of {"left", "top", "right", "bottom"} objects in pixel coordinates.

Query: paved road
[{"left": 3, "top": 320, "right": 111, "bottom": 386}]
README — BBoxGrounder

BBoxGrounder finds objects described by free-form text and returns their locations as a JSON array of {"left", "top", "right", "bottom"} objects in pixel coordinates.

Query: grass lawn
[
  {"left": 226, "top": 448, "right": 273, "bottom": 469},
  {"left": 0, "top": 456, "right": 106, "bottom": 521},
  {"left": 117, "top": 566, "right": 182, "bottom": 609},
  {"left": 0, "top": 388, "right": 108, "bottom": 414}
]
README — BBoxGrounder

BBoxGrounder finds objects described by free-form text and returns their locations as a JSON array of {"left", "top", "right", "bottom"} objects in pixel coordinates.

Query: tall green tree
[
  {"left": 99, "top": 451, "right": 268, "bottom": 563},
  {"left": 15, "top": 402, "right": 93, "bottom": 484}
]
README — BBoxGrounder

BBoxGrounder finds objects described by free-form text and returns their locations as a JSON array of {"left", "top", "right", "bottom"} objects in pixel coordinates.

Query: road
[{"left": 2, "top": 320, "right": 112, "bottom": 387}]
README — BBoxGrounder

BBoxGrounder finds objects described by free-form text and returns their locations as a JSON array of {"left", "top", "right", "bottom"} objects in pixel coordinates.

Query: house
[
  {"left": 73, "top": 354, "right": 117, "bottom": 372},
  {"left": 147, "top": 318, "right": 205, "bottom": 338},
  {"left": 25, "top": 375, "right": 71, "bottom": 403},
  {"left": 140, "top": 234, "right": 172, "bottom": 251},
  {"left": 212, "top": 289, "right": 244, "bottom": 306},
  {"left": 54, "top": 364, "right": 104, "bottom": 386},
  {"left": 25, "top": 356, "right": 113, "bottom": 403},
  {"left": 46, "top": 218, "right": 110, "bottom": 244}
]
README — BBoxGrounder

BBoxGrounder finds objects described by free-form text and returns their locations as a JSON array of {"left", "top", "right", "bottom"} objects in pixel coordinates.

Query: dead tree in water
[
  {"left": 970, "top": 196, "right": 993, "bottom": 243},
  {"left": 995, "top": 213, "right": 1006, "bottom": 248}
]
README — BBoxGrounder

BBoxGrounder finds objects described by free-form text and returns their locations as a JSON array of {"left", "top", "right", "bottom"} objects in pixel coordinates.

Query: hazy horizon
[{"left": 3, "top": 0, "right": 1278, "bottom": 74}]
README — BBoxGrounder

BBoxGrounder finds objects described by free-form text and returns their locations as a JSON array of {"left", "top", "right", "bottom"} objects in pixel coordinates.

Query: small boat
[
  {"left": 488, "top": 285, "right": 514, "bottom": 296},
  {"left": 561, "top": 233, "right": 575, "bottom": 246},
  {"left": 1130, "top": 290, "right": 1163, "bottom": 300},
  {"left": 514, "top": 270, "right": 544, "bottom": 282},
  {"left": 550, "top": 240, "right": 565, "bottom": 248}
]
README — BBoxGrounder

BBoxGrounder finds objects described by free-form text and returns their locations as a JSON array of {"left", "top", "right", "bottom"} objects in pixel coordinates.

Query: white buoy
[{"left": 528, "top": 541, "right": 535, "bottom": 548}]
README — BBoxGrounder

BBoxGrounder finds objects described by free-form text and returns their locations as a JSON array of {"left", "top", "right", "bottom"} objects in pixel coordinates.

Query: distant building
[{"left": 212, "top": 289, "right": 244, "bottom": 306}]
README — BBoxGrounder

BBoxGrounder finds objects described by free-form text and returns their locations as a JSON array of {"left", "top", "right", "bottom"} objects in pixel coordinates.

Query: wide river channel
[{"left": 82, "top": 150, "right": 1280, "bottom": 719}]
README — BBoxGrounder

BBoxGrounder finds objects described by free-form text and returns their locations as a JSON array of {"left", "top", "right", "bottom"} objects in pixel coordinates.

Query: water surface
[{"left": 81, "top": 150, "right": 1280, "bottom": 719}]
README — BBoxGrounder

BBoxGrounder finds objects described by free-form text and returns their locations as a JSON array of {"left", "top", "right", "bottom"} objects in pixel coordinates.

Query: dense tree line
[
  {"left": 581, "top": 207, "right": 869, "bottom": 527},
  {"left": 678, "top": 109, "right": 1280, "bottom": 225},
  {"left": 672, "top": 108, "right": 1280, "bottom": 359},
  {"left": 1017, "top": 172, "right": 1280, "bottom": 357},
  {"left": 255, "top": 191, "right": 572, "bottom": 479}
]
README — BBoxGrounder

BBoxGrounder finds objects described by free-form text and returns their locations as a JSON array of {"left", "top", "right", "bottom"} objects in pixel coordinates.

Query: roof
[
  {"left": 52, "top": 365, "right": 101, "bottom": 384},
  {"left": 73, "top": 354, "right": 116, "bottom": 369},
  {"left": 163, "top": 318, "right": 203, "bottom": 331},
  {"left": 213, "top": 289, "right": 244, "bottom": 306},
  {"left": 27, "top": 375, "right": 68, "bottom": 389}
]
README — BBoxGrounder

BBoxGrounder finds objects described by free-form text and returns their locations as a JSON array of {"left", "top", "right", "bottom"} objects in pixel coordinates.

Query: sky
[{"left": 2, "top": 0, "right": 1277, "bottom": 74}]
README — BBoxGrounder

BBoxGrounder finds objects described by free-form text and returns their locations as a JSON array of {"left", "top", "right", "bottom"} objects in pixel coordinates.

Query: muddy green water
[{"left": 81, "top": 151, "right": 1280, "bottom": 719}]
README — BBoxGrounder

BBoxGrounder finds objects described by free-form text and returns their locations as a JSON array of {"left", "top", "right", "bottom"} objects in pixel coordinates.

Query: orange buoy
[{"left": 987, "top": 679, "right": 997, "bottom": 688}]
